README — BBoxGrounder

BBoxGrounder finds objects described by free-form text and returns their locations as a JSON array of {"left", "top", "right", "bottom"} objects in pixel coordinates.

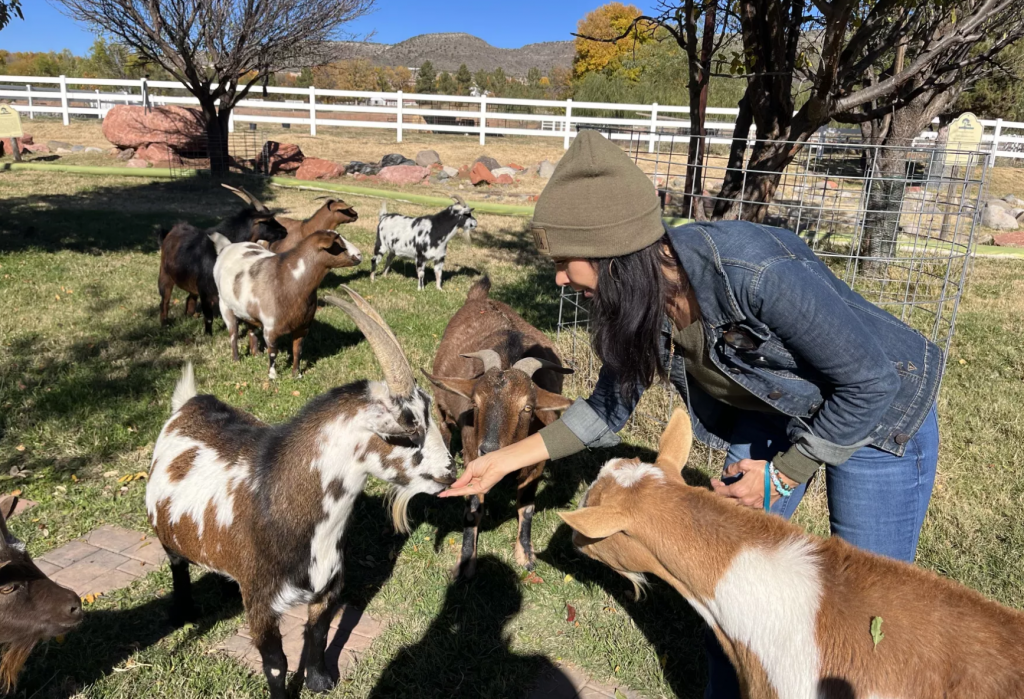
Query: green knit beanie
[{"left": 530, "top": 130, "right": 664, "bottom": 259}]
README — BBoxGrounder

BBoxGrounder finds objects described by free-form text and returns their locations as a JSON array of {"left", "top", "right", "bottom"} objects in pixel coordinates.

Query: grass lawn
[{"left": 1, "top": 165, "right": 1023, "bottom": 699}]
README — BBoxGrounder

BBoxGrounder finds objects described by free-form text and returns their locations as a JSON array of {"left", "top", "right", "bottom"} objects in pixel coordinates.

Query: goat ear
[
  {"left": 559, "top": 506, "right": 628, "bottom": 540},
  {"left": 534, "top": 388, "right": 573, "bottom": 413},
  {"left": 654, "top": 409, "right": 693, "bottom": 479},
  {"left": 421, "top": 369, "right": 475, "bottom": 400},
  {"left": 0, "top": 501, "right": 14, "bottom": 551}
]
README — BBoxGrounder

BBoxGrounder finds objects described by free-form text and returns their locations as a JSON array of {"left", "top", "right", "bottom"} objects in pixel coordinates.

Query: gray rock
[
  {"left": 474, "top": 155, "right": 501, "bottom": 172},
  {"left": 441, "top": 165, "right": 459, "bottom": 179},
  {"left": 70, "top": 145, "right": 85, "bottom": 153},
  {"left": 56, "top": 148, "right": 73, "bottom": 155},
  {"left": 1011, "top": 208, "right": 1024, "bottom": 219},
  {"left": 537, "top": 160, "right": 556, "bottom": 179},
  {"left": 84, "top": 146, "right": 104, "bottom": 154},
  {"left": 1001, "top": 194, "right": 1023, "bottom": 207},
  {"left": 379, "top": 153, "right": 415, "bottom": 168},
  {"left": 346, "top": 161, "right": 380, "bottom": 176},
  {"left": 987, "top": 198, "right": 1013, "bottom": 211},
  {"left": 116, "top": 148, "right": 136, "bottom": 161},
  {"left": 415, "top": 149, "right": 441, "bottom": 167},
  {"left": 47, "top": 140, "right": 72, "bottom": 151},
  {"left": 1017, "top": 210, "right": 1024, "bottom": 225},
  {"left": 491, "top": 167, "right": 517, "bottom": 178},
  {"left": 981, "top": 203, "right": 1020, "bottom": 231}
]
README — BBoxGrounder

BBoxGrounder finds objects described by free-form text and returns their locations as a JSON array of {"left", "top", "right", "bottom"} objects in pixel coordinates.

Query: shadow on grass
[
  {"left": 0, "top": 173, "right": 278, "bottom": 254},
  {"left": 539, "top": 523, "right": 710, "bottom": 699},
  {"left": 364, "top": 555, "right": 575, "bottom": 699},
  {"left": 14, "top": 573, "right": 245, "bottom": 699},
  {"left": 340, "top": 261, "right": 482, "bottom": 288}
]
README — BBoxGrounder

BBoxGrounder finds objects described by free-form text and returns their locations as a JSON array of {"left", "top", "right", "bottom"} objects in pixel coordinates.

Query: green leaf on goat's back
[{"left": 870, "top": 616, "right": 884, "bottom": 649}]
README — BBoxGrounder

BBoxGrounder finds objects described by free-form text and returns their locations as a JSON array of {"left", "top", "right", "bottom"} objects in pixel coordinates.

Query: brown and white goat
[
  {"left": 0, "top": 498, "right": 83, "bottom": 694},
  {"left": 424, "top": 277, "right": 572, "bottom": 578},
  {"left": 158, "top": 192, "right": 288, "bottom": 335},
  {"left": 146, "top": 288, "right": 455, "bottom": 699},
  {"left": 210, "top": 229, "right": 362, "bottom": 379},
  {"left": 223, "top": 185, "right": 358, "bottom": 254},
  {"left": 561, "top": 409, "right": 1024, "bottom": 699}
]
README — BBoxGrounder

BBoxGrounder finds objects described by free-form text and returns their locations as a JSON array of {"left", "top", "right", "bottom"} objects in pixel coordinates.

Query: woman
[{"left": 440, "top": 131, "right": 940, "bottom": 696}]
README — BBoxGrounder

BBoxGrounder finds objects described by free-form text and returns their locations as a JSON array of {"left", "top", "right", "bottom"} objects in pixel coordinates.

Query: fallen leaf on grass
[
  {"left": 70, "top": 474, "right": 78, "bottom": 483},
  {"left": 82, "top": 593, "right": 102, "bottom": 605},
  {"left": 9, "top": 489, "right": 21, "bottom": 497},
  {"left": 117, "top": 472, "right": 149, "bottom": 484},
  {"left": 615, "top": 690, "right": 629, "bottom": 699},
  {"left": 563, "top": 574, "right": 573, "bottom": 583},
  {"left": 103, "top": 471, "right": 119, "bottom": 478},
  {"left": 292, "top": 390, "right": 300, "bottom": 397},
  {"left": 15, "top": 444, "right": 25, "bottom": 452},
  {"left": 522, "top": 571, "right": 544, "bottom": 585},
  {"left": 565, "top": 604, "right": 576, "bottom": 623}
]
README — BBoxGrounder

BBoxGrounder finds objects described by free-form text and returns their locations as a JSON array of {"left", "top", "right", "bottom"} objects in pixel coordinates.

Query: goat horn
[
  {"left": 460, "top": 350, "right": 503, "bottom": 373},
  {"left": 323, "top": 293, "right": 415, "bottom": 398},
  {"left": 340, "top": 285, "right": 400, "bottom": 346},
  {"left": 511, "top": 357, "right": 573, "bottom": 378},
  {"left": 221, "top": 183, "right": 271, "bottom": 214},
  {"left": 451, "top": 194, "right": 467, "bottom": 206}
]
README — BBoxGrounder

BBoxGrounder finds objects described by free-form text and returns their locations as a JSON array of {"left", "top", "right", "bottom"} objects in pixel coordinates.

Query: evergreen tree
[
  {"left": 296, "top": 66, "right": 314, "bottom": 88},
  {"left": 415, "top": 60, "right": 436, "bottom": 93},
  {"left": 455, "top": 63, "right": 472, "bottom": 95},
  {"left": 527, "top": 67, "right": 542, "bottom": 88},
  {"left": 473, "top": 69, "right": 490, "bottom": 94},
  {"left": 436, "top": 71, "right": 456, "bottom": 95}
]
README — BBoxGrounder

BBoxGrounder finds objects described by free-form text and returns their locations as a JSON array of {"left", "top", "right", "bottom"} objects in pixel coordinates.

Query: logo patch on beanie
[{"left": 531, "top": 227, "right": 550, "bottom": 254}]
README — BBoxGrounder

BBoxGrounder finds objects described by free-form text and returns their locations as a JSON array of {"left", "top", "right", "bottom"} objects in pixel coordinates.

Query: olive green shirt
[{"left": 540, "top": 320, "right": 822, "bottom": 484}]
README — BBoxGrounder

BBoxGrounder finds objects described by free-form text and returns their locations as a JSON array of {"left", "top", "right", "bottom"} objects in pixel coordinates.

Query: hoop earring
[{"left": 607, "top": 259, "right": 619, "bottom": 282}]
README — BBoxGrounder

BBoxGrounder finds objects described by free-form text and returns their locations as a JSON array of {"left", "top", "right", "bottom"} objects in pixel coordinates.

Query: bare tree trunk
[
  {"left": 683, "top": 0, "right": 717, "bottom": 220},
  {"left": 203, "top": 108, "right": 231, "bottom": 176}
]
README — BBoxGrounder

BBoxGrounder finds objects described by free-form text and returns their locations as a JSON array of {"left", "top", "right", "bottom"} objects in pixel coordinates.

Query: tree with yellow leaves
[{"left": 573, "top": 2, "right": 650, "bottom": 78}]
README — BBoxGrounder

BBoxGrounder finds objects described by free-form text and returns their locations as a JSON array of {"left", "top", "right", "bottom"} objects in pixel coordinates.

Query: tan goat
[
  {"left": 222, "top": 184, "right": 359, "bottom": 253},
  {"left": 561, "top": 409, "right": 1024, "bottom": 699}
]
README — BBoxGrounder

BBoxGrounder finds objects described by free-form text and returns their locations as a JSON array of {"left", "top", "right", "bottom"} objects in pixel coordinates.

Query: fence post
[
  {"left": 26, "top": 84, "right": 33, "bottom": 119},
  {"left": 649, "top": 102, "right": 659, "bottom": 153},
  {"left": 396, "top": 91, "right": 403, "bottom": 143},
  {"left": 59, "top": 74, "right": 69, "bottom": 126},
  {"left": 480, "top": 95, "right": 487, "bottom": 146},
  {"left": 564, "top": 98, "right": 573, "bottom": 150},
  {"left": 140, "top": 77, "right": 149, "bottom": 112},
  {"left": 989, "top": 118, "right": 1003, "bottom": 169},
  {"left": 309, "top": 85, "right": 317, "bottom": 136}
]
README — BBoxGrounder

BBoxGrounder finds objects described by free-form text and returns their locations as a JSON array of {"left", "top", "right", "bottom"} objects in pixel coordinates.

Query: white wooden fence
[{"left": 2, "top": 74, "right": 1023, "bottom": 166}]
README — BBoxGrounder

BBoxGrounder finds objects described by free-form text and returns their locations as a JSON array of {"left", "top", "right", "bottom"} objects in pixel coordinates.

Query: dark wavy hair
[{"left": 589, "top": 234, "right": 684, "bottom": 401}]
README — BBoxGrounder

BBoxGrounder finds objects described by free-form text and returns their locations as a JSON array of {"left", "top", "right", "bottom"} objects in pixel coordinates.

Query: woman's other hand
[
  {"left": 440, "top": 433, "right": 550, "bottom": 498},
  {"left": 711, "top": 459, "right": 775, "bottom": 509}
]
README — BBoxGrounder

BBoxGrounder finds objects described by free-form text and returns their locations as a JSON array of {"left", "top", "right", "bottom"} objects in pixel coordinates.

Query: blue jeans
[{"left": 704, "top": 404, "right": 939, "bottom": 699}]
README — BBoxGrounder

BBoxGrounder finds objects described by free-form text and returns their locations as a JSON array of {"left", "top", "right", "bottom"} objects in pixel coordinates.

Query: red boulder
[
  {"left": 378, "top": 164, "right": 431, "bottom": 185},
  {"left": 992, "top": 231, "right": 1024, "bottom": 248},
  {"left": 495, "top": 174, "right": 514, "bottom": 185},
  {"left": 470, "top": 162, "right": 496, "bottom": 186},
  {"left": 136, "top": 142, "right": 182, "bottom": 165},
  {"left": 102, "top": 105, "right": 205, "bottom": 150},
  {"left": 295, "top": 157, "right": 345, "bottom": 181},
  {"left": 258, "top": 141, "right": 304, "bottom": 175}
]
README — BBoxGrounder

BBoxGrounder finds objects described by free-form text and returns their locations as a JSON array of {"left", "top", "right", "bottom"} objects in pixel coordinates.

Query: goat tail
[
  {"left": 171, "top": 362, "right": 197, "bottom": 414},
  {"left": 378, "top": 201, "right": 388, "bottom": 219},
  {"left": 154, "top": 225, "right": 171, "bottom": 246},
  {"left": 467, "top": 275, "right": 492, "bottom": 301}
]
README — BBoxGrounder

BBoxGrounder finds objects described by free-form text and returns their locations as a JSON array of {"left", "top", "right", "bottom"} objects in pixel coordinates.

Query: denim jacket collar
[{"left": 664, "top": 222, "right": 746, "bottom": 328}]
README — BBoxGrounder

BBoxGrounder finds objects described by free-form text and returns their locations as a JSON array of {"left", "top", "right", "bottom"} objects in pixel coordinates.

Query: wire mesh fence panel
[
  {"left": 162, "top": 130, "right": 267, "bottom": 183},
  {"left": 556, "top": 128, "right": 987, "bottom": 465}
]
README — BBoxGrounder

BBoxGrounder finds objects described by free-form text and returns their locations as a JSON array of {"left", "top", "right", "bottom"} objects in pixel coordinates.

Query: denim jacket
[{"left": 557, "top": 220, "right": 943, "bottom": 465}]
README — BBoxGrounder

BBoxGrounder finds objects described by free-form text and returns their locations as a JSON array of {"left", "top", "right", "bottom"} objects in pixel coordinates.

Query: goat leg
[
  {"left": 250, "top": 612, "right": 288, "bottom": 699},
  {"left": 303, "top": 577, "right": 345, "bottom": 693},
  {"left": 185, "top": 294, "right": 198, "bottom": 318},
  {"left": 415, "top": 255, "right": 426, "bottom": 291},
  {"left": 222, "top": 306, "right": 240, "bottom": 361},
  {"left": 267, "top": 337, "right": 279, "bottom": 381},
  {"left": 158, "top": 271, "right": 174, "bottom": 327},
  {"left": 381, "top": 252, "right": 396, "bottom": 277},
  {"left": 248, "top": 328, "right": 260, "bottom": 356},
  {"left": 455, "top": 493, "right": 484, "bottom": 579},
  {"left": 514, "top": 463, "right": 545, "bottom": 570},
  {"left": 199, "top": 293, "right": 215, "bottom": 336},
  {"left": 291, "top": 331, "right": 306, "bottom": 379},
  {"left": 433, "top": 257, "right": 445, "bottom": 291},
  {"left": 165, "top": 548, "right": 197, "bottom": 626}
]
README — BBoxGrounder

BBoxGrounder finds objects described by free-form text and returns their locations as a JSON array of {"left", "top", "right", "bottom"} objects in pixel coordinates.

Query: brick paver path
[
  {"left": 35, "top": 525, "right": 168, "bottom": 597},
  {"left": 31, "top": 525, "right": 642, "bottom": 698}
]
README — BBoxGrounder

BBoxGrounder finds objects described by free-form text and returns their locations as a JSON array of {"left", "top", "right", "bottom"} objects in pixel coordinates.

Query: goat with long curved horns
[
  {"left": 424, "top": 276, "right": 572, "bottom": 578},
  {"left": 146, "top": 286, "right": 454, "bottom": 699}
]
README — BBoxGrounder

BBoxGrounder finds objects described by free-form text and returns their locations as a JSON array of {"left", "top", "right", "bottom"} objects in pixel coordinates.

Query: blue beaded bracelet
[
  {"left": 763, "top": 465, "right": 771, "bottom": 512},
  {"left": 768, "top": 462, "right": 795, "bottom": 498}
]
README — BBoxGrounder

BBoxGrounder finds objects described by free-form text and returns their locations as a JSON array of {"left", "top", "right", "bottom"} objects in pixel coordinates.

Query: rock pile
[
  {"left": 103, "top": 105, "right": 207, "bottom": 165},
  {"left": 983, "top": 195, "right": 1024, "bottom": 239}
]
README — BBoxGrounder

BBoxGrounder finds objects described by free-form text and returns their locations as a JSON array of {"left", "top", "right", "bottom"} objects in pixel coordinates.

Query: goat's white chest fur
[{"left": 213, "top": 242, "right": 277, "bottom": 329}]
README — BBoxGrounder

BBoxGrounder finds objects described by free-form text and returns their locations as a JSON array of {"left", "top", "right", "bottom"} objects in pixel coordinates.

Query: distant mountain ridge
[{"left": 334, "top": 32, "right": 574, "bottom": 77}]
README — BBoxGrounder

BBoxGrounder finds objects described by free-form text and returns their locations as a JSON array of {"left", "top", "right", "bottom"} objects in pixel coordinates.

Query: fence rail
[{"left": 2, "top": 74, "right": 1023, "bottom": 165}]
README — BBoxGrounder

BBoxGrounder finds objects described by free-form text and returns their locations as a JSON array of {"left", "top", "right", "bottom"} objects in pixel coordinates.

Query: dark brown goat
[
  {"left": 425, "top": 277, "right": 572, "bottom": 578},
  {"left": 0, "top": 498, "right": 83, "bottom": 693},
  {"left": 222, "top": 185, "right": 358, "bottom": 253},
  {"left": 157, "top": 194, "right": 287, "bottom": 335}
]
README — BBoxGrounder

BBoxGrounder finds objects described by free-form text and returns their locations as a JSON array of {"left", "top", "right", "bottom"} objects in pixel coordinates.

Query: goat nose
[{"left": 478, "top": 443, "right": 498, "bottom": 457}]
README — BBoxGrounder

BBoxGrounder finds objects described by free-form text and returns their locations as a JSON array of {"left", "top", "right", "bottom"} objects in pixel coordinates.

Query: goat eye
[{"left": 523, "top": 405, "right": 533, "bottom": 413}]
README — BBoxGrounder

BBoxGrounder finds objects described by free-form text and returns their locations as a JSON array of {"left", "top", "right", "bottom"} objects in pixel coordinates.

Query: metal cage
[{"left": 555, "top": 128, "right": 988, "bottom": 450}]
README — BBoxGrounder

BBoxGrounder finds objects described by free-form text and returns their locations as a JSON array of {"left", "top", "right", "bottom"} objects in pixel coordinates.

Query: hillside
[{"left": 334, "top": 33, "right": 574, "bottom": 76}]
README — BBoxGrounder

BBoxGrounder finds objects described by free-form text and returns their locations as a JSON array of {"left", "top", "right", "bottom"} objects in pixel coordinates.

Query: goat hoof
[
  {"left": 169, "top": 606, "right": 198, "bottom": 627},
  {"left": 305, "top": 668, "right": 335, "bottom": 693}
]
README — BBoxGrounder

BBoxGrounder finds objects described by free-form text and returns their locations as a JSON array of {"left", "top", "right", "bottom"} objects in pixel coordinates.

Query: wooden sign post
[
  {"left": 940, "top": 112, "right": 984, "bottom": 240},
  {"left": 0, "top": 103, "right": 25, "bottom": 162}
]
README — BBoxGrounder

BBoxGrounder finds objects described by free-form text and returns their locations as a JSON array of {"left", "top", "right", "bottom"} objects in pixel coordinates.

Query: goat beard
[
  {"left": 385, "top": 487, "right": 415, "bottom": 535},
  {"left": 0, "top": 640, "right": 37, "bottom": 693}
]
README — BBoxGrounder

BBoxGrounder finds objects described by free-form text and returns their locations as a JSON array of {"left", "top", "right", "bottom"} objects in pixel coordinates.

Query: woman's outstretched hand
[{"left": 440, "top": 433, "right": 551, "bottom": 498}]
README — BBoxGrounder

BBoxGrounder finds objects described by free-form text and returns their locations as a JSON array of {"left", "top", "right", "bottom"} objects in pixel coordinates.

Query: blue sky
[{"left": 2, "top": 1, "right": 661, "bottom": 54}]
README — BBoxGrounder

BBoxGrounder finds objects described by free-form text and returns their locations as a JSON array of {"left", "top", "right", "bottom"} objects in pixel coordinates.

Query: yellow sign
[
  {"left": 0, "top": 103, "right": 23, "bottom": 139},
  {"left": 945, "top": 112, "right": 983, "bottom": 167}
]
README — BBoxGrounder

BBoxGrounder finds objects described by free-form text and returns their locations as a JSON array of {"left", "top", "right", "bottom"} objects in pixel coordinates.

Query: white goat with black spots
[{"left": 371, "top": 195, "right": 477, "bottom": 291}]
